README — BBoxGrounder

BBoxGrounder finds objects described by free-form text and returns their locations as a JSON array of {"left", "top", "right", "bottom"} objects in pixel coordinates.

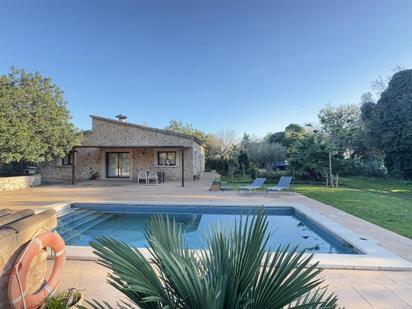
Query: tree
[
  {"left": 87, "top": 213, "right": 339, "bottom": 309},
  {"left": 267, "top": 131, "right": 285, "bottom": 145},
  {"left": 289, "top": 132, "right": 330, "bottom": 180},
  {"left": 318, "top": 103, "right": 362, "bottom": 154},
  {"left": 165, "top": 119, "right": 207, "bottom": 144},
  {"left": 0, "top": 68, "right": 79, "bottom": 165},
  {"left": 371, "top": 65, "right": 405, "bottom": 98},
  {"left": 283, "top": 123, "right": 306, "bottom": 150},
  {"left": 247, "top": 141, "right": 286, "bottom": 170},
  {"left": 318, "top": 103, "right": 366, "bottom": 184},
  {"left": 207, "top": 129, "right": 238, "bottom": 160},
  {"left": 362, "top": 69, "right": 412, "bottom": 178},
  {"left": 240, "top": 133, "right": 251, "bottom": 151}
]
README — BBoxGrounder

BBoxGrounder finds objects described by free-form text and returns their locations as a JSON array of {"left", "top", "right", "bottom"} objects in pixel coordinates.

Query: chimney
[{"left": 116, "top": 114, "right": 127, "bottom": 122}]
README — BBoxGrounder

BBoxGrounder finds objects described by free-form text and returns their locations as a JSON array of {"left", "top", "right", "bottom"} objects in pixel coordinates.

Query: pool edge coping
[{"left": 43, "top": 201, "right": 412, "bottom": 271}]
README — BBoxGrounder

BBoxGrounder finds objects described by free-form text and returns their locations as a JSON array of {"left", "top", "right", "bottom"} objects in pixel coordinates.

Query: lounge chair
[
  {"left": 238, "top": 178, "right": 267, "bottom": 194},
  {"left": 265, "top": 176, "right": 292, "bottom": 195}
]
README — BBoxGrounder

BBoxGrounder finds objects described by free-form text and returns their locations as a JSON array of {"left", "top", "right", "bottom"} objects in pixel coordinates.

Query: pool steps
[{"left": 56, "top": 210, "right": 113, "bottom": 244}]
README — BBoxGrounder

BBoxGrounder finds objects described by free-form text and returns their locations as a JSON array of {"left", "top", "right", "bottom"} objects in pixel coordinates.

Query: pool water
[{"left": 57, "top": 204, "right": 360, "bottom": 254}]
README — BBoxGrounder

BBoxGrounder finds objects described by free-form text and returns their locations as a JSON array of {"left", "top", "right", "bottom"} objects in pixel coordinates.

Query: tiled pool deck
[{"left": 2, "top": 173, "right": 412, "bottom": 308}]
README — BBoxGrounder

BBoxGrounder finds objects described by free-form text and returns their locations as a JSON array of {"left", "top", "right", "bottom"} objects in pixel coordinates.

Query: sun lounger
[
  {"left": 238, "top": 178, "right": 267, "bottom": 193},
  {"left": 265, "top": 176, "right": 292, "bottom": 194}
]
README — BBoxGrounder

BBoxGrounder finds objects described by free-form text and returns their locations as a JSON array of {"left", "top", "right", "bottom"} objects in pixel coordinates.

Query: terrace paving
[{"left": 2, "top": 172, "right": 412, "bottom": 308}]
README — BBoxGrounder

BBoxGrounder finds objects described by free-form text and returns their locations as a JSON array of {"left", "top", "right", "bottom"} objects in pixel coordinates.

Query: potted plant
[
  {"left": 210, "top": 178, "right": 221, "bottom": 191},
  {"left": 89, "top": 170, "right": 100, "bottom": 180},
  {"left": 43, "top": 288, "right": 83, "bottom": 309}
]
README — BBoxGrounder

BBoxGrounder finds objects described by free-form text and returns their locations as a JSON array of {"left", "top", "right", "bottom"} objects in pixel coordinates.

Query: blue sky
[{"left": 1, "top": 1, "right": 412, "bottom": 137}]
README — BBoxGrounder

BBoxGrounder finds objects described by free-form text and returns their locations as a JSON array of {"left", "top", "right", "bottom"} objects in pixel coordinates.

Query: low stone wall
[
  {"left": 0, "top": 174, "right": 41, "bottom": 191},
  {"left": 0, "top": 209, "right": 57, "bottom": 308}
]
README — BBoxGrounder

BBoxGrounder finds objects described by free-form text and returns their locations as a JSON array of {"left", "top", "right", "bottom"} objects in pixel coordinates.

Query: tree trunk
[{"left": 329, "top": 151, "right": 333, "bottom": 188}]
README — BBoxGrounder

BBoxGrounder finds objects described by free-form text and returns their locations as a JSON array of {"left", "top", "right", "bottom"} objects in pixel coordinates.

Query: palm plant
[{"left": 85, "top": 211, "right": 340, "bottom": 308}]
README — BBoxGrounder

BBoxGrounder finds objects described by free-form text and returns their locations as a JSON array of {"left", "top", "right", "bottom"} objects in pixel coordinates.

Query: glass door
[{"left": 106, "top": 152, "right": 130, "bottom": 178}]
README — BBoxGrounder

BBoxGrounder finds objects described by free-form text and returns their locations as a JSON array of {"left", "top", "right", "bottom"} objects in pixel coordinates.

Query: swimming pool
[{"left": 56, "top": 203, "right": 360, "bottom": 254}]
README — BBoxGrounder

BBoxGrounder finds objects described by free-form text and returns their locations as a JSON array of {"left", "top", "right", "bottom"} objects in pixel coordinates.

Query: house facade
[{"left": 41, "top": 115, "right": 205, "bottom": 185}]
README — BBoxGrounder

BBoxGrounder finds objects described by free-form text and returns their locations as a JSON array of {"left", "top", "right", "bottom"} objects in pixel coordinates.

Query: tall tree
[
  {"left": 283, "top": 123, "right": 306, "bottom": 150},
  {"left": 207, "top": 129, "right": 238, "bottom": 160},
  {"left": 165, "top": 119, "right": 207, "bottom": 144},
  {"left": 0, "top": 68, "right": 79, "bottom": 165},
  {"left": 362, "top": 69, "right": 412, "bottom": 178},
  {"left": 289, "top": 132, "right": 330, "bottom": 180},
  {"left": 318, "top": 103, "right": 362, "bottom": 157},
  {"left": 247, "top": 141, "right": 286, "bottom": 170},
  {"left": 267, "top": 131, "right": 285, "bottom": 145}
]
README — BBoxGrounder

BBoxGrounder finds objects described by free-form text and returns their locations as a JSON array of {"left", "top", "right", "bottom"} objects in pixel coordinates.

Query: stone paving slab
[
  {"left": 56, "top": 260, "right": 412, "bottom": 308},
  {"left": 3, "top": 173, "right": 412, "bottom": 308}
]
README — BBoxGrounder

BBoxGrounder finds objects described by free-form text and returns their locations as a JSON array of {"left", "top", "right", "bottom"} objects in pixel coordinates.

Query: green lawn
[
  {"left": 221, "top": 176, "right": 412, "bottom": 239},
  {"left": 294, "top": 178, "right": 412, "bottom": 239}
]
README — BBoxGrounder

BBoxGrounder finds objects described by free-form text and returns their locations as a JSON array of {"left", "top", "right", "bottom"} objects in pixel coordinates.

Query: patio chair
[
  {"left": 238, "top": 178, "right": 267, "bottom": 194},
  {"left": 265, "top": 176, "right": 293, "bottom": 195},
  {"left": 148, "top": 171, "right": 158, "bottom": 184},
  {"left": 137, "top": 171, "right": 147, "bottom": 184}
]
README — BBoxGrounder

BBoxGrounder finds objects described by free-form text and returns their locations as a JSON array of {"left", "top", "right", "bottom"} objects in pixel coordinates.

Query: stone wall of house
[
  {"left": 40, "top": 148, "right": 101, "bottom": 183},
  {"left": 192, "top": 141, "right": 205, "bottom": 178},
  {"left": 0, "top": 174, "right": 42, "bottom": 191},
  {"left": 0, "top": 209, "right": 57, "bottom": 308},
  {"left": 85, "top": 117, "right": 196, "bottom": 147},
  {"left": 40, "top": 116, "right": 205, "bottom": 182},
  {"left": 99, "top": 147, "right": 193, "bottom": 181}
]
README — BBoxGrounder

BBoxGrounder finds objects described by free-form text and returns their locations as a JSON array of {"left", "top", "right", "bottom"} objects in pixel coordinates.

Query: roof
[{"left": 89, "top": 115, "right": 204, "bottom": 146}]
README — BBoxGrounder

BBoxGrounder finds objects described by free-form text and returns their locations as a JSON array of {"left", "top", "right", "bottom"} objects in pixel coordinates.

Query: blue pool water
[{"left": 57, "top": 204, "right": 360, "bottom": 254}]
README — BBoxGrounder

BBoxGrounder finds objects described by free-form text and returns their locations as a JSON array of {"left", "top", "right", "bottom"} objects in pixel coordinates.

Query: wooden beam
[
  {"left": 71, "top": 147, "right": 76, "bottom": 185},
  {"left": 181, "top": 147, "right": 185, "bottom": 187}
]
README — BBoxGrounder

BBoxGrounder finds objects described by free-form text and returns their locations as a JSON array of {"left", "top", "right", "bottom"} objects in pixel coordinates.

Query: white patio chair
[
  {"left": 148, "top": 171, "right": 158, "bottom": 184},
  {"left": 137, "top": 171, "right": 147, "bottom": 184}
]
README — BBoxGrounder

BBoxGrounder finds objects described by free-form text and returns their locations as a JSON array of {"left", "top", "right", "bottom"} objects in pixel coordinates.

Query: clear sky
[{"left": 1, "top": 1, "right": 412, "bottom": 137}]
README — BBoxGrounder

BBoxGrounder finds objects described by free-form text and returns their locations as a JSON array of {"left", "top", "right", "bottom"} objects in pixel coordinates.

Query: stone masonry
[{"left": 41, "top": 116, "right": 205, "bottom": 183}]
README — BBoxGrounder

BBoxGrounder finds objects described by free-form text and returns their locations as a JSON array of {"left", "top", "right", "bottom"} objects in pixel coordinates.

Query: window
[
  {"left": 106, "top": 152, "right": 130, "bottom": 178},
  {"left": 62, "top": 151, "right": 73, "bottom": 165},
  {"left": 158, "top": 151, "right": 176, "bottom": 166}
]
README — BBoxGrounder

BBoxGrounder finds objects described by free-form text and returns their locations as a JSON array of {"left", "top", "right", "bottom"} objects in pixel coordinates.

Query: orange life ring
[{"left": 8, "top": 232, "right": 66, "bottom": 309}]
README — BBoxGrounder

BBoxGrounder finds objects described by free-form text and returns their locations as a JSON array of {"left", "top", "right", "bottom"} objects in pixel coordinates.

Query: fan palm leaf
[{"left": 88, "top": 210, "right": 340, "bottom": 309}]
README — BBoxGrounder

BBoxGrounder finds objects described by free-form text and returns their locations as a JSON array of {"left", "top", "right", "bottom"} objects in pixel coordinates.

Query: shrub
[
  {"left": 255, "top": 169, "right": 290, "bottom": 183},
  {"left": 205, "top": 158, "right": 229, "bottom": 175},
  {"left": 44, "top": 289, "right": 82, "bottom": 309}
]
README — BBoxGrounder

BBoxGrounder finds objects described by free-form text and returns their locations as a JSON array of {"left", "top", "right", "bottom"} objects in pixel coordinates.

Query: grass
[
  {"left": 294, "top": 177, "right": 412, "bottom": 239},
  {"left": 221, "top": 176, "right": 412, "bottom": 239}
]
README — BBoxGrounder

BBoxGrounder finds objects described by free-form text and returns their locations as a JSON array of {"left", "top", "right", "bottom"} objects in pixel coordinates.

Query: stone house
[{"left": 41, "top": 115, "right": 205, "bottom": 186}]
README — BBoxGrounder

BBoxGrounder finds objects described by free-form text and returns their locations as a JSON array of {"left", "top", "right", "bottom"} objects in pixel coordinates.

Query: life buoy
[{"left": 8, "top": 232, "right": 66, "bottom": 309}]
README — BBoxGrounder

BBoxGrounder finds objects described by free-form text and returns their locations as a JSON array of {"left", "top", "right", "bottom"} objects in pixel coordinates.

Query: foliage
[
  {"left": 288, "top": 133, "right": 330, "bottom": 179},
  {"left": 88, "top": 212, "right": 339, "bottom": 309},
  {"left": 0, "top": 68, "right": 80, "bottom": 165},
  {"left": 165, "top": 119, "right": 207, "bottom": 144},
  {"left": 205, "top": 158, "right": 228, "bottom": 175},
  {"left": 267, "top": 131, "right": 285, "bottom": 145},
  {"left": 318, "top": 103, "right": 362, "bottom": 156},
  {"left": 295, "top": 177, "right": 412, "bottom": 239},
  {"left": 44, "top": 289, "right": 82, "bottom": 309},
  {"left": 283, "top": 123, "right": 306, "bottom": 150},
  {"left": 227, "top": 157, "right": 239, "bottom": 180},
  {"left": 240, "top": 133, "right": 251, "bottom": 151},
  {"left": 247, "top": 141, "right": 286, "bottom": 170},
  {"left": 254, "top": 169, "right": 290, "bottom": 183},
  {"left": 206, "top": 129, "right": 238, "bottom": 160},
  {"left": 361, "top": 69, "right": 412, "bottom": 179}
]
